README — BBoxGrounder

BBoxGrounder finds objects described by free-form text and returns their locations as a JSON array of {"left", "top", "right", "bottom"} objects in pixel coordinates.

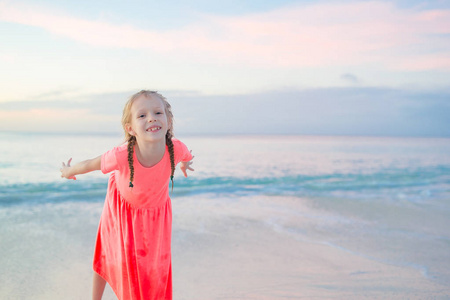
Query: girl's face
[{"left": 126, "top": 94, "right": 169, "bottom": 143}]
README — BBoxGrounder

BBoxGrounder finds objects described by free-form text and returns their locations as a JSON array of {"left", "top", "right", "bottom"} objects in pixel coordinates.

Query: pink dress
[{"left": 93, "top": 138, "right": 192, "bottom": 300}]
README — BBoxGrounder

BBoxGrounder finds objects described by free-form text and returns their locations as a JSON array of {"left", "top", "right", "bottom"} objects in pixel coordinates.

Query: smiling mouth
[{"left": 147, "top": 126, "right": 162, "bottom": 132}]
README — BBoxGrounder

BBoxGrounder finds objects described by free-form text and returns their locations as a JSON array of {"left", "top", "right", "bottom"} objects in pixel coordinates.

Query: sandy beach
[
  {"left": 168, "top": 195, "right": 449, "bottom": 300},
  {"left": 24, "top": 195, "right": 447, "bottom": 300},
  {"left": 5, "top": 194, "right": 446, "bottom": 300}
]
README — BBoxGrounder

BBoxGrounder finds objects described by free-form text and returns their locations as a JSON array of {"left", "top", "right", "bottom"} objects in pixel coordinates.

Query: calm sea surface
[{"left": 1, "top": 132, "right": 449, "bottom": 298}]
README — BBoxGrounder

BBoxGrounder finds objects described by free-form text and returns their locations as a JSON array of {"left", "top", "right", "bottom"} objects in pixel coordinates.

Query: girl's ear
[{"left": 125, "top": 123, "right": 135, "bottom": 136}]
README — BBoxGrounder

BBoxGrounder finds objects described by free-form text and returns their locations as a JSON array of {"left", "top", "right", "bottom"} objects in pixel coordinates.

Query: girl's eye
[{"left": 139, "top": 114, "right": 145, "bottom": 118}]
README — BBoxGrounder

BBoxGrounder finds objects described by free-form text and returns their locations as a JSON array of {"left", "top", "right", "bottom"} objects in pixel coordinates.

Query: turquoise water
[{"left": 1, "top": 132, "right": 449, "bottom": 297}]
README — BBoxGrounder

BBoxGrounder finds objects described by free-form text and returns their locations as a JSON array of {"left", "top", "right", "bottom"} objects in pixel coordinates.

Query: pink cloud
[
  {"left": 199, "top": 2, "right": 450, "bottom": 69},
  {"left": 392, "top": 54, "right": 450, "bottom": 71},
  {"left": 0, "top": 1, "right": 449, "bottom": 71},
  {"left": 0, "top": 2, "right": 172, "bottom": 50},
  {"left": 0, "top": 108, "right": 116, "bottom": 132}
]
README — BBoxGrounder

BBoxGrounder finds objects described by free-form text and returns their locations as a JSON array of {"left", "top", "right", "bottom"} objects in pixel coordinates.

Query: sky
[{"left": 0, "top": 0, "right": 449, "bottom": 137}]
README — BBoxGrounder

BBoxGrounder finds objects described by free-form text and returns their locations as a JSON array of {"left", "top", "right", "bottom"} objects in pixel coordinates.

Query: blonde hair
[
  {"left": 121, "top": 90, "right": 174, "bottom": 141},
  {"left": 122, "top": 90, "right": 176, "bottom": 189}
]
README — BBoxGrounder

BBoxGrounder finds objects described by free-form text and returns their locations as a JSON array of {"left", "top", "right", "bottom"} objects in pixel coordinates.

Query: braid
[
  {"left": 166, "top": 132, "right": 175, "bottom": 192},
  {"left": 127, "top": 136, "right": 136, "bottom": 188}
]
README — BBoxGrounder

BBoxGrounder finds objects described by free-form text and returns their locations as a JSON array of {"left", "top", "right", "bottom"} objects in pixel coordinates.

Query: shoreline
[
  {"left": 1, "top": 133, "right": 449, "bottom": 299},
  {"left": 1, "top": 195, "right": 448, "bottom": 299}
]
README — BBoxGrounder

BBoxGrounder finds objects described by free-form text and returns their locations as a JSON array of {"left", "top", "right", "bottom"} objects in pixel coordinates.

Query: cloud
[
  {"left": 1, "top": 87, "right": 449, "bottom": 137},
  {"left": 392, "top": 53, "right": 450, "bottom": 71},
  {"left": 0, "top": 1, "right": 449, "bottom": 70},
  {"left": 340, "top": 73, "right": 359, "bottom": 84},
  {"left": 32, "top": 88, "right": 81, "bottom": 100},
  {"left": 0, "top": 2, "right": 165, "bottom": 49},
  {"left": 0, "top": 108, "right": 118, "bottom": 132}
]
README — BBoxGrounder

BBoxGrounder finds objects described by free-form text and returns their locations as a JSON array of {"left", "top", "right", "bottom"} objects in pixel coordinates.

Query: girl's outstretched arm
[
  {"left": 179, "top": 152, "right": 195, "bottom": 178},
  {"left": 60, "top": 156, "right": 101, "bottom": 180}
]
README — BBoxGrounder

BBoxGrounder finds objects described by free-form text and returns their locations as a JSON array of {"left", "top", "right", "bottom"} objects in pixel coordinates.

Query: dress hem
[{"left": 93, "top": 266, "right": 121, "bottom": 300}]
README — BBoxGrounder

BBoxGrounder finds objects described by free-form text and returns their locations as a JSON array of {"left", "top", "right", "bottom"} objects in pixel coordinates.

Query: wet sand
[
  {"left": 171, "top": 196, "right": 449, "bottom": 299},
  {"left": 2, "top": 195, "right": 448, "bottom": 300}
]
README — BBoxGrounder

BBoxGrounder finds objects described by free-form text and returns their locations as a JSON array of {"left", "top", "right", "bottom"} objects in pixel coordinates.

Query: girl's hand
[
  {"left": 60, "top": 158, "right": 77, "bottom": 180},
  {"left": 180, "top": 151, "right": 195, "bottom": 177}
]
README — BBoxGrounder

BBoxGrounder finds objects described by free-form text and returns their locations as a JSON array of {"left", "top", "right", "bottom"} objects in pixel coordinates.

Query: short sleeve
[
  {"left": 101, "top": 147, "right": 120, "bottom": 174},
  {"left": 173, "top": 138, "right": 193, "bottom": 164}
]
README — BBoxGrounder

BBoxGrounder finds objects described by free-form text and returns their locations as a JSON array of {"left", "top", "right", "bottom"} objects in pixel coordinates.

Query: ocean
[{"left": 1, "top": 132, "right": 449, "bottom": 299}]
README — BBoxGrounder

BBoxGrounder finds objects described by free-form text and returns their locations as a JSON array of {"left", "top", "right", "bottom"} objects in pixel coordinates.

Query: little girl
[{"left": 60, "top": 90, "right": 194, "bottom": 300}]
